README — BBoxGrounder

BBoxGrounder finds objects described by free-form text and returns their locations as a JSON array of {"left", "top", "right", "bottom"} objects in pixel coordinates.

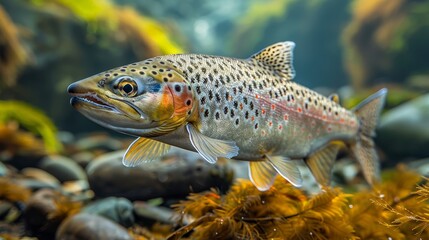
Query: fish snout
[{"left": 67, "top": 82, "right": 86, "bottom": 95}]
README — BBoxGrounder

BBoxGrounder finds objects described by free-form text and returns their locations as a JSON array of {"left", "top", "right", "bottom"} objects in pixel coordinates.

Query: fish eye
[
  {"left": 116, "top": 77, "right": 138, "bottom": 97},
  {"left": 122, "top": 83, "right": 134, "bottom": 94}
]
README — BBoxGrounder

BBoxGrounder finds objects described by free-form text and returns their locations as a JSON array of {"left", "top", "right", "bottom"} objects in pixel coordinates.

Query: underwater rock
[
  {"left": 227, "top": 160, "right": 248, "bottom": 179},
  {"left": 56, "top": 213, "right": 133, "bottom": 240},
  {"left": 38, "top": 155, "right": 87, "bottom": 182},
  {"left": 62, "top": 180, "right": 90, "bottom": 195},
  {"left": 15, "top": 178, "right": 59, "bottom": 191},
  {"left": 377, "top": 94, "right": 429, "bottom": 164},
  {"left": 70, "top": 151, "right": 94, "bottom": 169},
  {"left": 75, "top": 134, "right": 124, "bottom": 152},
  {"left": 133, "top": 201, "right": 188, "bottom": 225},
  {"left": 332, "top": 158, "right": 360, "bottom": 183},
  {"left": 0, "top": 161, "right": 8, "bottom": 176},
  {"left": 24, "top": 189, "right": 59, "bottom": 239},
  {"left": 86, "top": 148, "right": 233, "bottom": 200},
  {"left": 4, "top": 154, "right": 45, "bottom": 170},
  {"left": 57, "top": 131, "right": 75, "bottom": 146},
  {"left": 406, "top": 158, "right": 429, "bottom": 176},
  {"left": 82, "top": 197, "right": 134, "bottom": 227},
  {"left": 21, "top": 168, "right": 61, "bottom": 186},
  {"left": 0, "top": 201, "right": 21, "bottom": 223}
]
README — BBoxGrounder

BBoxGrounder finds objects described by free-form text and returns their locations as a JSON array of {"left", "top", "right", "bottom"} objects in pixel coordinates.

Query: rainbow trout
[{"left": 68, "top": 42, "right": 387, "bottom": 191}]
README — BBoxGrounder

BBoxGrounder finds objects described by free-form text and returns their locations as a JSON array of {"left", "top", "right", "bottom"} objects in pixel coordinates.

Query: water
[{"left": 1, "top": 0, "right": 428, "bottom": 239}]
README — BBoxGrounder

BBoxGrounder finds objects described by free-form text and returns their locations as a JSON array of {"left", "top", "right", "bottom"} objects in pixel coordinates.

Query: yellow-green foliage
[
  {"left": 29, "top": 0, "right": 184, "bottom": 56},
  {"left": 31, "top": 0, "right": 116, "bottom": 26},
  {"left": 168, "top": 167, "right": 429, "bottom": 240},
  {"left": 0, "top": 100, "right": 62, "bottom": 154}
]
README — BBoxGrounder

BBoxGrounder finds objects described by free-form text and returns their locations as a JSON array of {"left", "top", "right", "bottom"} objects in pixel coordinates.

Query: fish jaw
[
  {"left": 68, "top": 78, "right": 143, "bottom": 119},
  {"left": 70, "top": 92, "right": 120, "bottom": 115},
  {"left": 67, "top": 77, "right": 161, "bottom": 135}
]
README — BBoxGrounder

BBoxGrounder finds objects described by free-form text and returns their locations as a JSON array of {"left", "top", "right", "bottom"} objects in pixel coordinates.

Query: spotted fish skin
[
  {"left": 68, "top": 42, "right": 387, "bottom": 191},
  {"left": 154, "top": 53, "right": 358, "bottom": 161}
]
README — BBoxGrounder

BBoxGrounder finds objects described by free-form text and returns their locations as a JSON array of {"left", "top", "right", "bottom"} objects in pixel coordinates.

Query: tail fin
[{"left": 350, "top": 88, "right": 387, "bottom": 185}]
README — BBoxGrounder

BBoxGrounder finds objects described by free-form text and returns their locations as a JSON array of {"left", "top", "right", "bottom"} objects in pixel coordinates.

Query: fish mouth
[{"left": 70, "top": 93, "right": 120, "bottom": 113}]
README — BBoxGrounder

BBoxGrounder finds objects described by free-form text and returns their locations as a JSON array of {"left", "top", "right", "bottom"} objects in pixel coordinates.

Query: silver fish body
[
  {"left": 68, "top": 42, "right": 386, "bottom": 191},
  {"left": 152, "top": 54, "right": 358, "bottom": 161}
]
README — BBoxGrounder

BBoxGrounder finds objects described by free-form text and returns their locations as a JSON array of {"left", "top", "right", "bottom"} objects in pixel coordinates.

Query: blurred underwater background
[{"left": 0, "top": 0, "right": 429, "bottom": 239}]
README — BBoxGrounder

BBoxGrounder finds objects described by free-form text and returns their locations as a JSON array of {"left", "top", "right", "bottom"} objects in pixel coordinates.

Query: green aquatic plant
[
  {"left": 168, "top": 167, "right": 429, "bottom": 239},
  {"left": 0, "top": 100, "right": 62, "bottom": 154},
  {"left": 29, "top": 0, "right": 184, "bottom": 56}
]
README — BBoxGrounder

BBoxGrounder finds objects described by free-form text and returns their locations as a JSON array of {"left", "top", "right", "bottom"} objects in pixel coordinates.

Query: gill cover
[{"left": 122, "top": 64, "right": 197, "bottom": 167}]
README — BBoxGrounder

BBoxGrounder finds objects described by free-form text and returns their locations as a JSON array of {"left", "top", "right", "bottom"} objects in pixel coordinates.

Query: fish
[{"left": 67, "top": 41, "right": 387, "bottom": 191}]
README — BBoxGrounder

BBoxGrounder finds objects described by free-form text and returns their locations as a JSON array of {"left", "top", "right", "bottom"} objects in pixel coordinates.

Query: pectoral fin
[
  {"left": 249, "top": 161, "right": 277, "bottom": 191},
  {"left": 305, "top": 142, "right": 341, "bottom": 186},
  {"left": 266, "top": 155, "right": 303, "bottom": 187},
  {"left": 122, "top": 137, "right": 171, "bottom": 167},
  {"left": 186, "top": 124, "right": 239, "bottom": 164}
]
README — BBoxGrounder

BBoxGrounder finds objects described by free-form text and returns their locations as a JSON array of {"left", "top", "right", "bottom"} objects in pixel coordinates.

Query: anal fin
[
  {"left": 249, "top": 161, "right": 277, "bottom": 191},
  {"left": 186, "top": 124, "right": 239, "bottom": 164},
  {"left": 305, "top": 142, "right": 341, "bottom": 187},
  {"left": 266, "top": 155, "right": 303, "bottom": 187},
  {"left": 123, "top": 137, "right": 171, "bottom": 167},
  {"left": 350, "top": 136, "right": 380, "bottom": 185}
]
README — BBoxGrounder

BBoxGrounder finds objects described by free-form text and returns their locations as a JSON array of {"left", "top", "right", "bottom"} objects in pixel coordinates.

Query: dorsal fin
[{"left": 250, "top": 41, "right": 296, "bottom": 80}]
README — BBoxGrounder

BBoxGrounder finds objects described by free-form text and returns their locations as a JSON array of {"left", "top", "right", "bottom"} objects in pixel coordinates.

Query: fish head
[{"left": 68, "top": 59, "right": 196, "bottom": 137}]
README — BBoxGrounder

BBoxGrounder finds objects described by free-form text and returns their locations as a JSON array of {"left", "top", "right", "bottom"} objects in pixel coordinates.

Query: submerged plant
[
  {"left": 169, "top": 167, "right": 429, "bottom": 239},
  {"left": 29, "top": 0, "right": 184, "bottom": 57},
  {"left": 0, "top": 177, "right": 31, "bottom": 203},
  {"left": 0, "top": 100, "right": 62, "bottom": 154},
  {"left": 129, "top": 224, "right": 174, "bottom": 240},
  {"left": 171, "top": 177, "right": 354, "bottom": 240},
  {"left": 0, "top": 121, "right": 46, "bottom": 156},
  {"left": 48, "top": 192, "right": 82, "bottom": 223},
  {"left": 342, "top": 0, "right": 429, "bottom": 89},
  {"left": 367, "top": 168, "right": 429, "bottom": 239}
]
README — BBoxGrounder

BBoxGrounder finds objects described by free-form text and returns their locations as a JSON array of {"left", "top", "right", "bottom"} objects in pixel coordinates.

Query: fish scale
[
  {"left": 68, "top": 41, "right": 387, "bottom": 191},
  {"left": 152, "top": 53, "right": 358, "bottom": 160}
]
